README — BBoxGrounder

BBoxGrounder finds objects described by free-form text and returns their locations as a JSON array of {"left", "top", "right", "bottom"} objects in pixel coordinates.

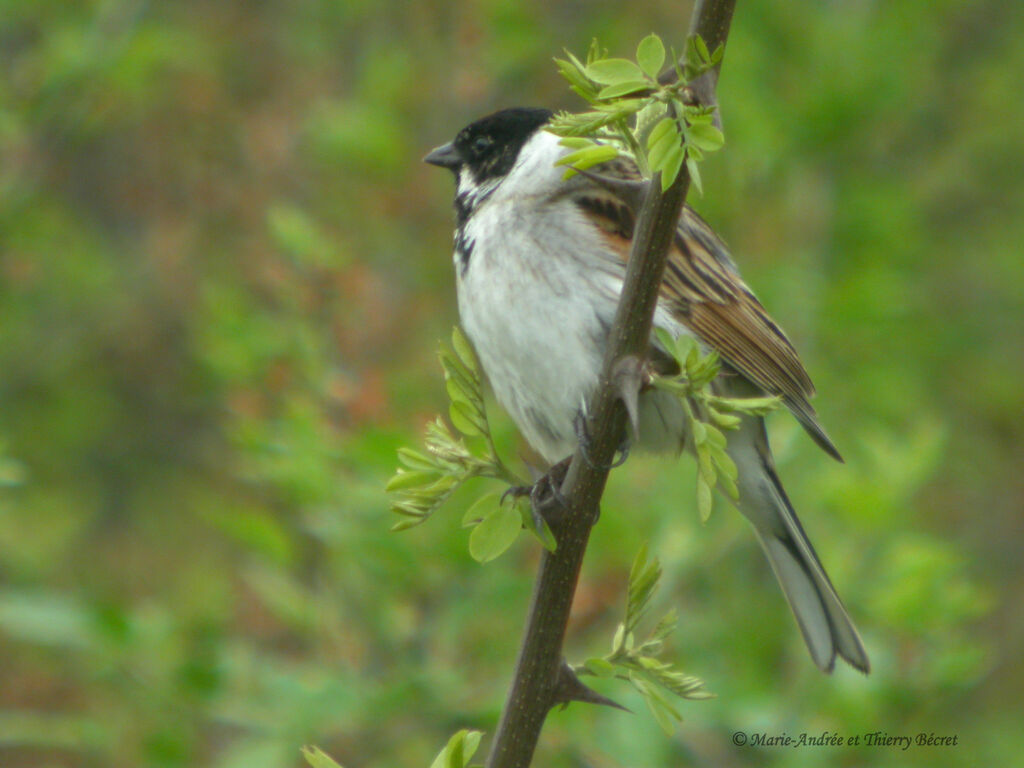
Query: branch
[
  {"left": 484, "top": 4, "right": 737, "bottom": 768},
  {"left": 660, "top": 0, "right": 736, "bottom": 128}
]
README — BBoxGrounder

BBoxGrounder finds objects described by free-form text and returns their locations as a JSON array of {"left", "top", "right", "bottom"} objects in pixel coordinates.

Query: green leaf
[
  {"left": 707, "top": 407, "right": 741, "bottom": 430},
  {"left": 584, "top": 58, "right": 645, "bottom": 85},
  {"left": 554, "top": 57, "right": 597, "bottom": 98},
  {"left": 626, "top": 544, "right": 662, "bottom": 634},
  {"left": 611, "top": 622, "right": 626, "bottom": 654},
  {"left": 696, "top": 445, "right": 714, "bottom": 484},
  {"left": 390, "top": 518, "right": 425, "bottom": 531},
  {"left": 302, "top": 745, "right": 346, "bottom": 768},
  {"left": 462, "top": 491, "right": 501, "bottom": 527},
  {"left": 468, "top": 502, "right": 521, "bottom": 563},
  {"left": 636, "top": 34, "right": 666, "bottom": 79},
  {"left": 647, "top": 123, "right": 678, "bottom": 171},
  {"left": 686, "top": 155, "right": 702, "bottom": 195},
  {"left": 594, "top": 97, "right": 647, "bottom": 114},
  {"left": 697, "top": 476, "right": 713, "bottom": 522},
  {"left": 520, "top": 501, "right": 557, "bottom": 552},
  {"left": 704, "top": 423, "right": 726, "bottom": 449},
  {"left": 691, "top": 420, "right": 707, "bottom": 446},
  {"left": 430, "top": 730, "right": 484, "bottom": 768},
  {"left": 397, "top": 447, "right": 439, "bottom": 472},
  {"left": 686, "top": 121, "right": 724, "bottom": 152},
  {"left": 445, "top": 375, "right": 478, "bottom": 412},
  {"left": 631, "top": 674, "right": 682, "bottom": 734},
  {"left": 558, "top": 136, "right": 596, "bottom": 149},
  {"left": 717, "top": 469, "right": 739, "bottom": 501},
  {"left": 646, "top": 117, "right": 676, "bottom": 150},
  {"left": 449, "top": 400, "right": 483, "bottom": 437},
  {"left": 694, "top": 34, "right": 711, "bottom": 65},
  {"left": 707, "top": 394, "right": 782, "bottom": 414},
  {"left": 651, "top": 609, "right": 678, "bottom": 642},
  {"left": 597, "top": 80, "right": 652, "bottom": 99},
  {"left": 462, "top": 732, "right": 483, "bottom": 766},
  {"left": 659, "top": 144, "right": 685, "bottom": 191},
  {"left": 385, "top": 470, "right": 438, "bottom": 492},
  {"left": 585, "top": 657, "right": 616, "bottom": 678},
  {"left": 451, "top": 326, "right": 477, "bottom": 369},
  {"left": 555, "top": 144, "right": 619, "bottom": 171},
  {"left": 653, "top": 327, "right": 676, "bottom": 354}
]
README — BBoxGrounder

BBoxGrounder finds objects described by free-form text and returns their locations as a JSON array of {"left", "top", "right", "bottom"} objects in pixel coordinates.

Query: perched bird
[{"left": 425, "top": 106, "right": 868, "bottom": 674}]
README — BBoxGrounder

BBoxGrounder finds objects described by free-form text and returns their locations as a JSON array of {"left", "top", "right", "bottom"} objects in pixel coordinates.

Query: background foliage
[{"left": 1, "top": 1, "right": 1021, "bottom": 766}]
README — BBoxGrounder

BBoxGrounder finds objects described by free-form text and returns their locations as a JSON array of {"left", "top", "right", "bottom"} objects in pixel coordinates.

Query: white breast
[{"left": 454, "top": 130, "right": 689, "bottom": 462}]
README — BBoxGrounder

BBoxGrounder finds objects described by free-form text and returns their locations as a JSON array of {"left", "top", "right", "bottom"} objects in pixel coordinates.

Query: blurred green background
[{"left": 1, "top": 0, "right": 1021, "bottom": 766}]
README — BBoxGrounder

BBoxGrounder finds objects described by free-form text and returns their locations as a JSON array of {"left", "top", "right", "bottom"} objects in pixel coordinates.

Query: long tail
[{"left": 728, "top": 416, "right": 870, "bottom": 674}]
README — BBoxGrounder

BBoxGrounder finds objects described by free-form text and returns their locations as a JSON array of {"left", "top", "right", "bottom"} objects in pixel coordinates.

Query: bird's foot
[
  {"left": 574, "top": 411, "right": 631, "bottom": 471},
  {"left": 502, "top": 457, "right": 572, "bottom": 531}
]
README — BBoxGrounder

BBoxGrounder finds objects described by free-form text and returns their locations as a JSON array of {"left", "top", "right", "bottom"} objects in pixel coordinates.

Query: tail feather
[
  {"left": 753, "top": 528, "right": 869, "bottom": 673},
  {"left": 728, "top": 416, "right": 870, "bottom": 674}
]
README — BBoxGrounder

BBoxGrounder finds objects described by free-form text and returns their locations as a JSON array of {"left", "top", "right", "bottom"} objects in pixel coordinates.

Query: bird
[{"left": 424, "top": 106, "right": 869, "bottom": 674}]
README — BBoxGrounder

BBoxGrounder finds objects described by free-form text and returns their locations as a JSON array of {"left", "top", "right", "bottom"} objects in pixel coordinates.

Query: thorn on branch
[
  {"left": 611, "top": 355, "right": 645, "bottom": 441},
  {"left": 551, "top": 660, "right": 631, "bottom": 712}
]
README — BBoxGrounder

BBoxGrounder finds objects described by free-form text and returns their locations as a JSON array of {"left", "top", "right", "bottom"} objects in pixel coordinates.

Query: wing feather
[{"left": 572, "top": 183, "right": 842, "bottom": 461}]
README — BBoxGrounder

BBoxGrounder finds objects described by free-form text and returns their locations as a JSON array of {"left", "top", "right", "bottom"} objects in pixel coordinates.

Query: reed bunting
[{"left": 425, "top": 107, "right": 868, "bottom": 673}]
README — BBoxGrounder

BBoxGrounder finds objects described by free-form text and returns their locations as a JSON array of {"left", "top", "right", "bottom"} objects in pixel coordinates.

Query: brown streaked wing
[{"left": 573, "top": 193, "right": 842, "bottom": 461}]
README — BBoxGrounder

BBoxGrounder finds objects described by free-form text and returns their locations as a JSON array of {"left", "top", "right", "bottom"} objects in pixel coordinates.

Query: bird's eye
[{"left": 472, "top": 136, "right": 493, "bottom": 154}]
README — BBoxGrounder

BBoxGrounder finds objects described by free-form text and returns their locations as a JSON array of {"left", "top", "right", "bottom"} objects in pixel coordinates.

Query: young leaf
[
  {"left": 385, "top": 470, "right": 439, "bottom": 492},
  {"left": 686, "top": 155, "right": 703, "bottom": 195},
  {"left": 397, "top": 447, "right": 439, "bottom": 472},
  {"left": 626, "top": 545, "right": 662, "bottom": 634},
  {"left": 631, "top": 674, "right": 681, "bottom": 735},
  {"left": 611, "top": 622, "right": 626, "bottom": 654},
  {"left": 707, "top": 407, "right": 742, "bottom": 430},
  {"left": 694, "top": 34, "right": 711, "bottom": 65},
  {"left": 555, "top": 144, "right": 619, "bottom": 171},
  {"left": 449, "top": 400, "right": 483, "bottom": 437},
  {"left": 636, "top": 34, "right": 666, "bottom": 79},
  {"left": 685, "top": 121, "right": 725, "bottom": 152},
  {"left": 659, "top": 144, "right": 685, "bottom": 191},
  {"left": 519, "top": 501, "right": 557, "bottom": 552},
  {"left": 584, "top": 58, "right": 645, "bottom": 85},
  {"left": 696, "top": 476, "right": 713, "bottom": 522},
  {"left": 451, "top": 326, "right": 477, "bottom": 369},
  {"left": 554, "top": 57, "right": 597, "bottom": 99},
  {"left": 302, "top": 746, "right": 346, "bottom": 768},
  {"left": 647, "top": 129, "right": 680, "bottom": 182},
  {"left": 468, "top": 502, "right": 521, "bottom": 563},
  {"left": 646, "top": 117, "right": 677, "bottom": 150},
  {"left": 598, "top": 80, "right": 653, "bottom": 100},
  {"left": 585, "top": 657, "right": 616, "bottom": 678},
  {"left": 390, "top": 518, "right": 425, "bottom": 532},
  {"left": 558, "top": 136, "right": 596, "bottom": 150},
  {"left": 462, "top": 491, "right": 502, "bottom": 528},
  {"left": 429, "top": 730, "right": 484, "bottom": 768}
]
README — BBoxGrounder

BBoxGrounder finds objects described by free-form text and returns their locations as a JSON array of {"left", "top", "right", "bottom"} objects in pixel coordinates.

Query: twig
[{"left": 484, "top": 3, "right": 737, "bottom": 767}]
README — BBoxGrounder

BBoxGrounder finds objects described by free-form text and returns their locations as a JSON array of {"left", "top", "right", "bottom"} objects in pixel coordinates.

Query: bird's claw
[{"left": 574, "top": 411, "right": 631, "bottom": 470}]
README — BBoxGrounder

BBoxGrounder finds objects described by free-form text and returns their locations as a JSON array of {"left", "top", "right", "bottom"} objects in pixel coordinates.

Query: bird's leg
[
  {"left": 574, "top": 410, "right": 631, "bottom": 471},
  {"left": 501, "top": 457, "right": 572, "bottom": 530}
]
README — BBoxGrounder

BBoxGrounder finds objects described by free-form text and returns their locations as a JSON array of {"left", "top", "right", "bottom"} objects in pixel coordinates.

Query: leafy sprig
[
  {"left": 650, "top": 329, "right": 781, "bottom": 521},
  {"left": 576, "top": 546, "right": 711, "bottom": 733},
  {"left": 549, "top": 33, "right": 724, "bottom": 192},
  {"left": 387, "top": 327, "right": 555, "bottom": 559},
  {"left": 303, "top": 729, "right": 483, "bottom": 768}
]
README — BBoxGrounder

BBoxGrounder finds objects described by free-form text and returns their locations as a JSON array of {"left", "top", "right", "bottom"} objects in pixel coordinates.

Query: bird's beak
[{"left": 424, "top": 142, "right": 462, "bottom": 170}]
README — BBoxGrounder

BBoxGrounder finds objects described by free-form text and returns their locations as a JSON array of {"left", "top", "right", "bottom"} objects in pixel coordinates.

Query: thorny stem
[{"left": 483, "top": 2, "right": 737, "bottom": 767}]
